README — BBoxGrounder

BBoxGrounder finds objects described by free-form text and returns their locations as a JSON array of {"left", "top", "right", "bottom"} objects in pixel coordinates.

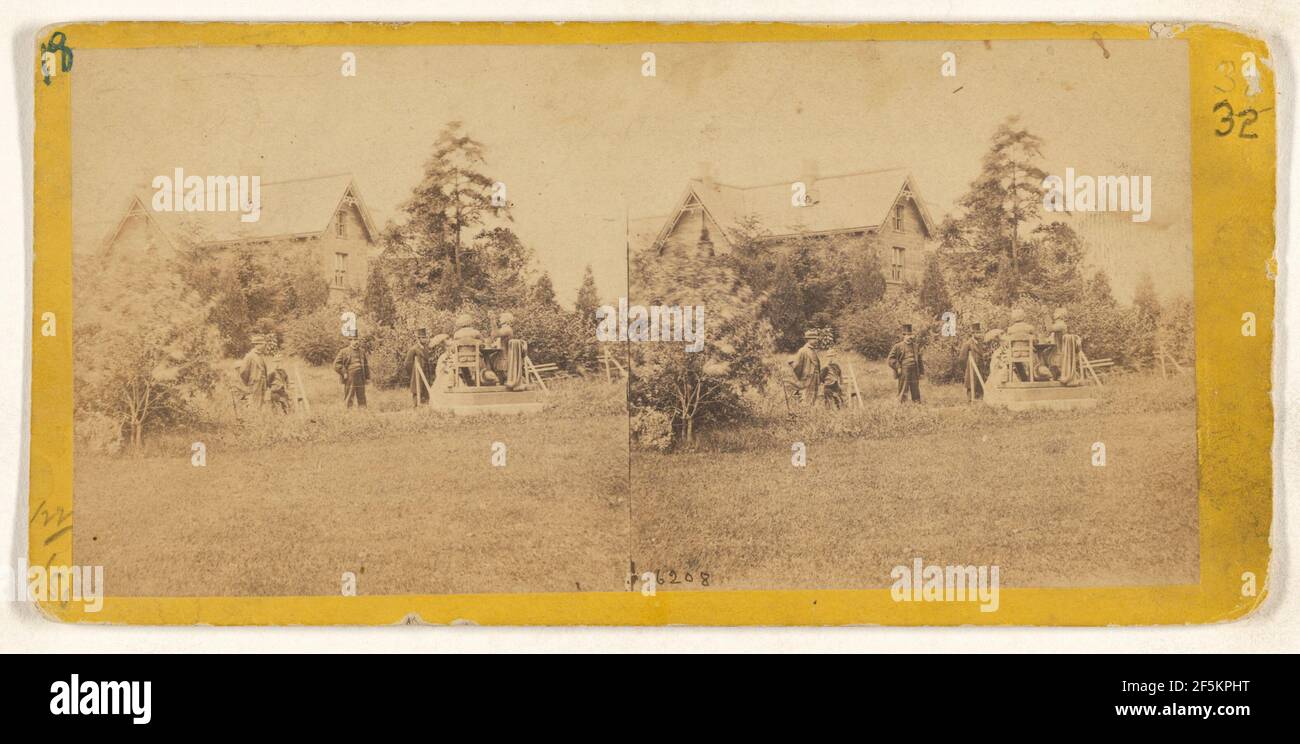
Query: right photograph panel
[{"left": 624, "top": 39, "right": 1196, "bottom": 600}]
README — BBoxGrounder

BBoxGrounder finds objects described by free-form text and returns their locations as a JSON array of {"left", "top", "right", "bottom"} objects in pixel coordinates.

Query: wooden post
[
  {"left": 292, "top": 364, "right": 312, "bottom": 416},
  {"left": 603, "top": 347, "right": 612, "bottom": 384},
  {"left": 966, "top": 352, "right": 978, "bottom": 403},
  {"left": 970, "top": 354, "right": 987, "bottom": 398},
  {"left": 525, "top": 356, "right": 549, "bottom": 393},
  {"left": 844, "top": 359, "right": 865, "bottom": 409},
  {"left": 1079, "top": 351, "right": 1104, "bottom": 388},
  {"left": 415, "top": 361, "right": 434, "bottom": 405}
]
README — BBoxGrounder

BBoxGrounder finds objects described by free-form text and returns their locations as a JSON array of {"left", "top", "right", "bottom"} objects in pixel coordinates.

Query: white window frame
[{"left": 333, "top": 252, "right": 348, "bottom": 287}]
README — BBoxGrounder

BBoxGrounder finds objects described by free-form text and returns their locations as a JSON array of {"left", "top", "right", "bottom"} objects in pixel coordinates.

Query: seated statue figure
[{"left": 1004, "top": 309, "right": 1037, "bottom": 382}]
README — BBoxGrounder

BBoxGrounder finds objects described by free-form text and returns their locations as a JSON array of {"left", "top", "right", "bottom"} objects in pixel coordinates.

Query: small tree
[
  {"left": 849, "top": 248, "right": 889, "bottom": 309},
  {"left": 572, "top": 265, "right": 603, "bottom": 368},
  {"left": 75, "top": 252, "right": 219, "bottom": 448},
  {"left": 531, "top": 271, "right": 560, "bottom": 309},
  {"left": 574, "top": 265, "right": 601, "bottom": 320},
  {"left": 917, "top": 253, "right": 952, "bottom": 319},
  {"left": 362, "top": 263, "right": 397, "bottom": 328},
  {"left": 1131, "top": 272, "right": 1162, "bottom": 366},
  {"left": 628, "top": 248, "right": 772, "bottom": 448}
]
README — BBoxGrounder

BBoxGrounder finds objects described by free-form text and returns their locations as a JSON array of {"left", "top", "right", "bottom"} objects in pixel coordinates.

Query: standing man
[
  {"left": 790, "top": 329, "right": 822, "bottom": 405},
  {"left": 234, "top": 333, "right": 270, "bottom": 408},
  {"left": 958, "top": 321, "right": 985, "bottom": 402},
  {"left": 887, "top": 323, "right": 924, "bottom": 403},
  {"left": 404, "top": 328, "right": 431, "bottom": 407},
  {"left": 333, "top": 335, "right": 370, "bottom": 409}
]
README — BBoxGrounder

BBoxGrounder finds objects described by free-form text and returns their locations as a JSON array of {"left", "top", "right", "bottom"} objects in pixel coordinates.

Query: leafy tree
[
  {"left": 849, "top": 248, "right": 889, "bottom": 308},
  {"left": 1131, "top": 271, "right": 1162, "bottom": 366},
  {"left": 75, "top": 251, "right": 220, "bottom": 448},
  {"left": 574, "top": 265, "right": 601, "bottom": 320},
  {"left": 629, "top": 247, "right": 773, "bottom": 448},
  {"left": 917, "top": 253, "right": 952, "bottom": 319},
  {"left": 1024, "top": 221, "right": 1086, "bottom": 306},
  {"left": 1157, "top": 294, "right": 1196, "bottom": 364},
  {"left": 724, "top": 216, "right": 778, "bottom": 297},
  {"left": 1132, "top": 271, "right": 1161, "bottom": 323},
  {"left": 531, "top": 271, "right": 560, "bottom": 309},
  {"left": 1086, "top": 268, "right": 1117, "bottom": 305},
  {"left": 176, "top": 241, "right": 329, "bottom": 356},
  {"left": 472, "top": 226, "right": 535, "bottom": 309},
  {"left": 571, "top": 265, "right": 604, "bottom": 365},
  {"left": 362, "top": 262, "right": 397, "bottom": 328}
]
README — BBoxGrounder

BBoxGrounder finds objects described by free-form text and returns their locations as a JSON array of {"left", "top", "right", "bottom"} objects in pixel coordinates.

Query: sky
[{"left": 73, "top": 38, "right": 1191, "bottom": 305}]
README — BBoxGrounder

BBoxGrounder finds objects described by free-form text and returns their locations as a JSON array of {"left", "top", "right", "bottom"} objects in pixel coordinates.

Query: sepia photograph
[
  {"left": 64, "top": 38, "right": 1200, "bottom": 603},
  {"left": 69, "top": 44, "right": 639, "bottom": 597},
  {"left": 0, "top": 0, "right": 1290, "bottom": 720},
  {"left": 622, "top": 40, "right": 1197, "bottom": 597}
]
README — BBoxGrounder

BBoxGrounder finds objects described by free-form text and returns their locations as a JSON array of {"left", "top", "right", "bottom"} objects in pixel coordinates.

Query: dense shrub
[
  {"left": 178, "top": 242, "right": 330, "bottom": 357},
  {"left": 630, "top": 408, "right": 674, "bottom": 452},
  {"left": 283, "top": 307, "right": 352, "bottom": 366},
  {"left": 837, "top": 301, "right": 917, "bottom": 360},
  {"left": 366, "top": 325, "right": 417, "bottom": 388}
]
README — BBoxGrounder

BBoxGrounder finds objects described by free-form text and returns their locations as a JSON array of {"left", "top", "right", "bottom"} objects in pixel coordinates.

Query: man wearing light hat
[
  {"left": 234, "top": 333, "right": 270, "bottom": 408},
  {"left": 788, "top": 329, "right": 822, "bottom": 405},
  {"left": 887, "top": 323, "right": 924, "bottom": 403}
]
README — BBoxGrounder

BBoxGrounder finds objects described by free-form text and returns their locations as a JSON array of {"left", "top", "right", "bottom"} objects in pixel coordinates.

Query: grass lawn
[
  {"left": 631, "top": 402, "right": 1198, "bottom": 590},
  {"left": 74, "top": 411, "right": 630, "bottom": 596},
  {"left": 72, "top": 359, "right": 1199, "bottom": 597}
]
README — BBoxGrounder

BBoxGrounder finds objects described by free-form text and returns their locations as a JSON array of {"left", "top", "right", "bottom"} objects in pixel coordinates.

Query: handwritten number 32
[{"left": 1214, "top": 100, "right": 1258, "bottom": 139}]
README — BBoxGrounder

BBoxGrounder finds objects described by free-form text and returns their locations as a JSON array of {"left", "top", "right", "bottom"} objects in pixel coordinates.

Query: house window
[
  {"left": 333, "top": 252, "right": 348, "bottom": 287},
  {"left": 891, "top": 247, "right": 905, "bottom": 281},
  {"left": 893, "top": 203, "right": 905, "bottom": 231},
  {"left": 336, "top": 210, "right": 347, "bottom": 238}
]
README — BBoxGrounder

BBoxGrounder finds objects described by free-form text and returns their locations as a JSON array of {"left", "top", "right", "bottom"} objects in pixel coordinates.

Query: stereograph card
[{"left": 26, "top": 22, "right": 1275, "bottom": 625}]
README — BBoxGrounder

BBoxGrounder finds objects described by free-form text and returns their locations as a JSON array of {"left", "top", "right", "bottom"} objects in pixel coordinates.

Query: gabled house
[
  {"left": 633, "top": 164, "right": 937, "bottom": 287},
  {"left": 101, "top": 173, "right": 381, "bottom": 301}
]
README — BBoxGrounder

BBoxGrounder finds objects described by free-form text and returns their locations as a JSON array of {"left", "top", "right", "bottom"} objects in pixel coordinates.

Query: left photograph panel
[{"left": 68, "top": 45, "right": 632, "bottom": 597}]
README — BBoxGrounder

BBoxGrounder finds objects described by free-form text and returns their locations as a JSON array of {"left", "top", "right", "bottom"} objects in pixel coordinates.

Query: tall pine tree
[
  {"left": 381, "top": 121, "right": 514, "bottom": 307},
  {"left": 939, "top": 116, "right": 1085, "bottom": 306},
  {"left": 574, "top": 265, "right": 601, "bottom": 320}
]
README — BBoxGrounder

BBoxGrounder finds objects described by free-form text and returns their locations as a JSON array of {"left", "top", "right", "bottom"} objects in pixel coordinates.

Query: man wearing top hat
[
  {"left": 333, "top": 335, "right": 371, "bottom": 409},
  {"left": 887, "top": 323, "right": 924, "bottom": 403},
  {"left": 957, "top": 320, "right": 986, "bottom": 402}
]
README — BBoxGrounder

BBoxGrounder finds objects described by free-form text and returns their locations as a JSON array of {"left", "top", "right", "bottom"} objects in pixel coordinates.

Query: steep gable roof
[
  {"left": 108, "top": 174, "right": 378, "bottom": 250},
  {"left": 650, "top": 168, "right": 936, "bottom": 252}
]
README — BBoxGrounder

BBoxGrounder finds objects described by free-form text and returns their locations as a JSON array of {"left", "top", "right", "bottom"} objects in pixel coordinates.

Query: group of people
[
  {"left": 233, "top": 332, "right": 377, "bottom": 412},
  {"left": 783, "top": 329, "right": 849, "bottom": 408},
  {"left": 232, "top": 334, "right": 294, "bottom": 413},
  {"left": 781, "top": 321, "right": 993, "bottom": 407},
  {"left": 231, "top": 313, "right": 526, "bottom": 414},
  {"left": 332, "top": 312, "right": 526, "bottom": 411}
]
